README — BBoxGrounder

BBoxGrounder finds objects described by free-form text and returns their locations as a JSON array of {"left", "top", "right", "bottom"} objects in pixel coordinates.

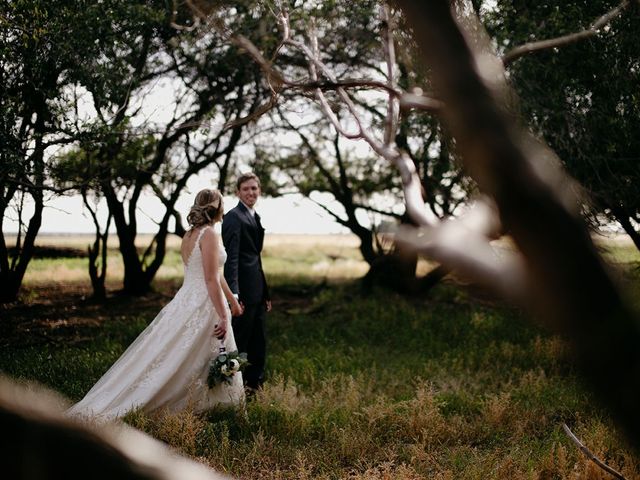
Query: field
[{"left": 1, "top": 233, "right": 640, "bottom": 479}]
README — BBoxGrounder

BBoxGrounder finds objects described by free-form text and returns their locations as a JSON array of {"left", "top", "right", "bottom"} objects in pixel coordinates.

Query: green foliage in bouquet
[{"left": 207, "top": 349, "right": 249, "bottom": 388}]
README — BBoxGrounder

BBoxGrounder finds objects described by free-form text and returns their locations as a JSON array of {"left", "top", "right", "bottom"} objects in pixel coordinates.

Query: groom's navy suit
[{"left": 222, "top": 201, "right": 269, "bottom": 389}]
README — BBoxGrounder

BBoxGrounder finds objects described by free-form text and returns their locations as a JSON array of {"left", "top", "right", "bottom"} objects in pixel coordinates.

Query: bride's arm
[
  {"left": 221, "top": 276, "right": 243, "bottom": 317},
  {"left": 201, "top": 229, "right": 229, "bottom": 338}
]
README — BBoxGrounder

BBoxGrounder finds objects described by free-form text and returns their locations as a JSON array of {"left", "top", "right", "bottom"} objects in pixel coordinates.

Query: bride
[{"left": 67, "top": 189, "right": 245, "bottom": 422}]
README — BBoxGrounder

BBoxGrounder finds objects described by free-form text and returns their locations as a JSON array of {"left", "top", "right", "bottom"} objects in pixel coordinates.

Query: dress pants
[{"left": 231, "top": 302, "right": 266, "bottom": 389}]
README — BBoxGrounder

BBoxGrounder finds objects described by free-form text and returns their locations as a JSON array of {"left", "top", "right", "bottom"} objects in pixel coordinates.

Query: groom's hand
[
  {"left": 266, "top": 300, "right": 272, "bottom": 312},
  {"left": 231, "top": 300, "right": 244, "bottom": 317},
  {"left": 229, "top": 292, "right": 243, "bottom": 317}
]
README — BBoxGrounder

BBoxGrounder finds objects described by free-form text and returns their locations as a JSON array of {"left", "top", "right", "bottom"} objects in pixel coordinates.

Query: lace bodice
[{"left": 182, "top": 226, "right": 227, "bottom": 287}]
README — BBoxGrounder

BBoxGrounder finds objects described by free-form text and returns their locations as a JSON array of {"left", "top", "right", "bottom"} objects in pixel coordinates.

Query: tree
[
  {"left": 483, "top": 1, "right": 640, "bottom": 248},
  {"left": 52, "top": 1, "right": 273, "bottom": 296},
  {"left": 232, "top": 0, "right": 640, "bottom": 442},
  {"left": 0, "top": 0, "right": 157, "bottom": 303},
  {"left": 255, "top": 115, "right": 403, "bottom": 263},
  {"left": 237, "top": 0, "right": 469, "bottom": 290},
  {"left": 392, "top": 0, "right": 640, "bottom": 445}
]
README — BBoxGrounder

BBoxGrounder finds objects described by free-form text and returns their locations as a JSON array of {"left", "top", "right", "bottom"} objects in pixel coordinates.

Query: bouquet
[{"left": 207, "top": 344, "right": 248, "bottom": 388}]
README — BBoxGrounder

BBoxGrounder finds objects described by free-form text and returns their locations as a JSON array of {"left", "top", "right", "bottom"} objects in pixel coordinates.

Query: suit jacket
[{"left": 222, "top": 202, "right": 269, "bottom": 305}]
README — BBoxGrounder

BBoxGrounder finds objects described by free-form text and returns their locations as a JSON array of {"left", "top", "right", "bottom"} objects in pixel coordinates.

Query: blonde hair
[{"left": 186, "top": 189, "right": 224, "bottom": 229}]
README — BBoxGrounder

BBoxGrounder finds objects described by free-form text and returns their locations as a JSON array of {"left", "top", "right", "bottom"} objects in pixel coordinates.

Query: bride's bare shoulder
[
  {"left": 200, "top": 226, "right": 221, "bottom": 248},
  {"left": 181, "top": 228, "right": 201, "bottom": 262}
]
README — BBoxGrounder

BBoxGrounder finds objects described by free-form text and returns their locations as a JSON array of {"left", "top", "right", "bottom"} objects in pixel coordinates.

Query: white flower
[
  {"left": 221, "top": 364, "right": 229, "bottom": 374},
  {"left": 229, "top": 359, "right": 240, "bottom": 373}
]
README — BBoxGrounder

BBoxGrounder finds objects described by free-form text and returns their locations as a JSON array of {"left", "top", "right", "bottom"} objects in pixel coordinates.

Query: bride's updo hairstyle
[{"left": 187, "top": 189, "right": 224, "bottom": 229}]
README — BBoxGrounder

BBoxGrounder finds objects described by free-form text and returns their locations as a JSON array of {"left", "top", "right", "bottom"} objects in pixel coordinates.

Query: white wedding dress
[{"left": 67, "top": 226, "right": 244, "bottom": 422}]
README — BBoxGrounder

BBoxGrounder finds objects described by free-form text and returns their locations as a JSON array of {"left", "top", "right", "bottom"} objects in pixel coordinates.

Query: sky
[
  {"left": 3, "top": 69, "right": 357, "bottom": 236},
  {"left": 3, "top": 190, "right": 351, "bottom": 235}
]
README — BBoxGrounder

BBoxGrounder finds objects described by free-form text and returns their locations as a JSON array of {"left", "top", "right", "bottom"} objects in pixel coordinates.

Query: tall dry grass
[
  {"left": 122, "top": 373, "right": 638, "bottom": 479},
  {"left": 3, "top": 234, "right": 640, "bottom": 478}
]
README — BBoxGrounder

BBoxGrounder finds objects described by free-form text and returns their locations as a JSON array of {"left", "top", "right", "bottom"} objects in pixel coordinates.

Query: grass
[{"left": 1, "top": 234, "right": 640, "bottom": 478}]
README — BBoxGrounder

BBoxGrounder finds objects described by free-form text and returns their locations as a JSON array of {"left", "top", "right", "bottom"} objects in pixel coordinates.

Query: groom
[{"left": 222, "top": 172, "right": 271, "bottom": 394}]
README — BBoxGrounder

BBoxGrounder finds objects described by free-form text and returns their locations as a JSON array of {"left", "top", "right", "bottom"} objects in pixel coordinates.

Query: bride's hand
[{"left": 213, "top": 320, "right": 227, "bottom": 339}]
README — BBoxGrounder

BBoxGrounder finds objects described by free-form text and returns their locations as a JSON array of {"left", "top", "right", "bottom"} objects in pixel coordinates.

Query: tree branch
[
  {"left": 562, "top": 423, "right": 628, "bottom": 480},
  {"left": 380, "top": 4, "right": 399, "bottom": 145},
  {"left": 229, "top": 28, "right": 443, "bottom": 132},
  {"left": 394, "top": 0, "right": 640, "bottom": 443},
  {"left": 502, "top": 0, "right": 632, "bottom": 66},
  {"left": 354, "top": 203, "right": 403, "bottom": 220},
  {"left": 308, "top": 196, "right": 350, "bottom": 228}
]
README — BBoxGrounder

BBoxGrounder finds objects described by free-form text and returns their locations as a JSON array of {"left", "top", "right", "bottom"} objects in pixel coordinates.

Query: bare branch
[
  {"left": 305, "top": 23, "right": 364, "bottom": 139},
  {"left": 6, "top": 178, "right": 87, "bottom": 195},
  {"left": 380, "top": 4, "right": 399, "bottom": 145},
  {"left": 386, "top": 150, "right": 437, "bottom": 227},
  {"left": 395, "top": 199, "right": 520, "bottom": 298},
  {"left": 229, "top": 10, "right": 444, "bottom": 134},
  {"left": 289, "top": 79, "right": 399, "bottom": 96},
  {"left": 399, "top": 92, "right": 444, "bottom": 112},
  {"left": 223, "top": 95, "right": 280, "bottom": 130},
  {"left": 502, "top": 0, "right": 632, "bottom": 66},
  {"left": 226, "top": 35, "right": 444, "bottom": 127},
  {"left": 394, "top": 0, "right": 640, "bottom": 443},
  {"left": 231, "top": 35, "right": 286, "bottom": 92},
  {"left": 281, "top": 25, "right": 436, "bottom": 224},
  {"left": 308, "top": 196, "right": 351, "bottom": 228},
  {"left": 562, "top": 423, "right": 628, "bottom": 480},
  {"left": 354, "top": 203, "right": 404, "bottom": 220},
  {"left": 252, "top": 4, "right": 439, "bottom": 228},
  {"left": 227, "top": 3, "right": 496, "bottom": 275},
  {"left": 270, "top": 8, "right": 290, "bottom": 62}
]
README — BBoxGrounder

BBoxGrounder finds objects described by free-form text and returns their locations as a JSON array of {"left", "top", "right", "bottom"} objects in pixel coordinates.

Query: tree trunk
[
  {"left": 362, "top": 252, "right": 417, "bottom": 293},
  {"left": 355, "top": 227, "right": 378, "bottom": 266},
  {"left": 102, "top": 185, "right": 150, "bottom": 296},
  {"left": 122, "top": 261, "right": 152, "bottom": 296},
  {"left": 117, "top": 226, "right": 151, "bottom": 296},
  {"left": 0, "top": 182, "right": 44, "bottom": 305},
  {"left": 0, "top": 205, "right": 14, "bottom": 303},
  {"left": 119, "top": 221, "right": 172, "bottom": 296},
  {"left": 610, "top": 205, "right": 640, "bottom": 252},
  {"left": 84, "top": 190, "right": 111, "bottom": 301},
  {"left": 394, "top": 0, "right": 640, "bottom": 444},
  {"left": 87, "top": 225, "right": 110, "bottom": 301},
  {"left": 353, "top": 216, "right": 448, "bottom": 295},
  {"left": 416, "top": 264, "right": 451, "bottom": 293},
  {"left": 0, "top": 200, "right": 43, "bottom": 304},
  {"left": 0, "top": 276, "right": 21, "bottom": 304},
  {"left": 0, "top": 98, "right": 47, "bottom": 304},
  {"left": 88, "top": 251, "right": 106, "bottom": 300}
]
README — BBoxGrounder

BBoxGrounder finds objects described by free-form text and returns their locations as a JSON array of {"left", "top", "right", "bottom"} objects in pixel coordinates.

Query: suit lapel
[
  {"left": 255, "top": 212, "right": 265, "bottom": 251},
  {"left": 236, "top": 202, "right": 253, "bottom": 226},
  {"left": 237, "top": 202, "right": 264, "bottom": 251}
]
